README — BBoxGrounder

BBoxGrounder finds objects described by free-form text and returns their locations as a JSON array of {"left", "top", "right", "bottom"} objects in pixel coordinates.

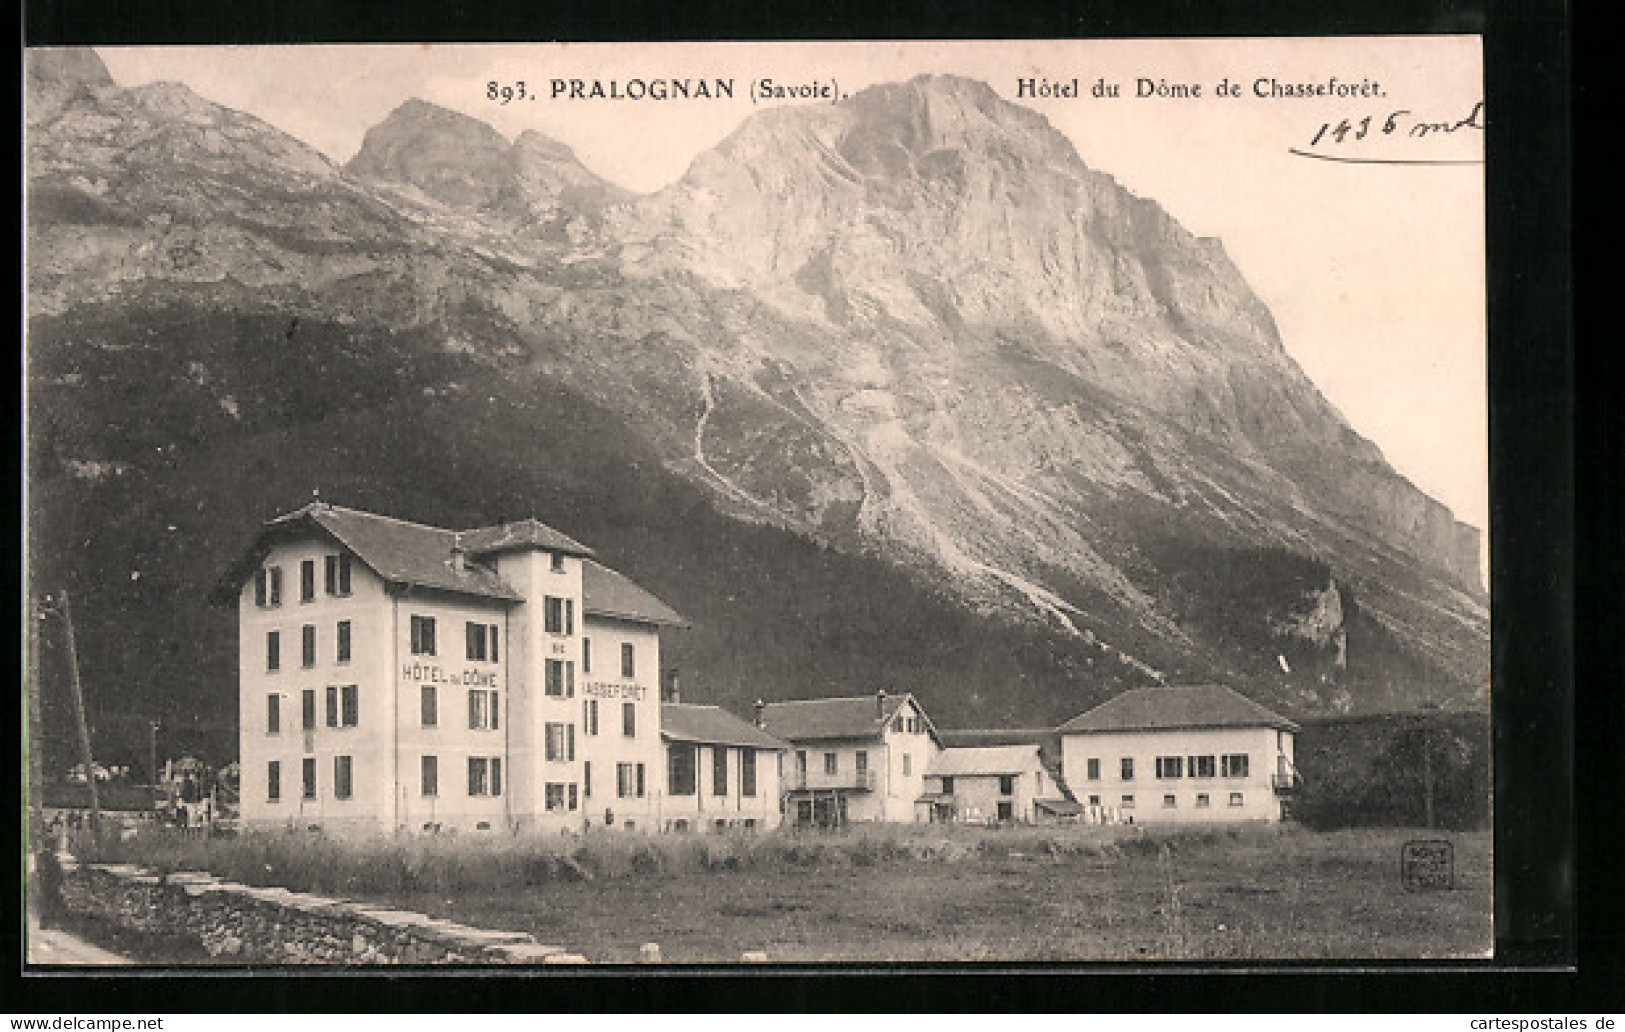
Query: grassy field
[{"left": 68, "top": 823, "right": 1491, "bottom": 964}]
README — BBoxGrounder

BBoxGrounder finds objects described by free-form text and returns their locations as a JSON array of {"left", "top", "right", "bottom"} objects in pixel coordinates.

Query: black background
[{"left": 14, "top": 0, "right": 1590, "bottom": 1013}]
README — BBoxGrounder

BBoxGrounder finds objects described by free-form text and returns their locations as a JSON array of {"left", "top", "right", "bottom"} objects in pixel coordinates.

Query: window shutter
[{"left": 326, "top": 686, "right": 338, "bottom": 727}]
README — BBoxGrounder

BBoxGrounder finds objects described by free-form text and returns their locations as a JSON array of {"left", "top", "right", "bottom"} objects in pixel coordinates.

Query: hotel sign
[
  {"left": 583, "top": 680, "right": 646, "bottom": 701},
  {"left": 400, "top": 662, "right": 499, "bottom": 688}
]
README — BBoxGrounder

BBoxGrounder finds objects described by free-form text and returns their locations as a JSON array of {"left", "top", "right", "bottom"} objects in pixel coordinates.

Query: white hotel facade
[{"left": 221, "top": 502, "right": 723, "bottom": 834}]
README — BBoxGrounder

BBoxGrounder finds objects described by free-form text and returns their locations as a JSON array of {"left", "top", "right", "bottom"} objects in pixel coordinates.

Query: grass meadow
[{"left": 69, "top": 822, "right": 1492, "bottom": 963}]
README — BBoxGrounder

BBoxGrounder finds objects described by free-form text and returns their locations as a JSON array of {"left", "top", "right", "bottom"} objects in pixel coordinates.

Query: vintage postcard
[{"left": 24, "top": 38, "right": 1489, "bottom": 966}]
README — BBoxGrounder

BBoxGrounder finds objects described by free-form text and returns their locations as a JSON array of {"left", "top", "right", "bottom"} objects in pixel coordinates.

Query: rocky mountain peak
[
  {"left": 347, "top": 99, "right": 628, "bottom": 215},
  {"left": 25, "top": 47, "right": 116, "bottom": 125}
]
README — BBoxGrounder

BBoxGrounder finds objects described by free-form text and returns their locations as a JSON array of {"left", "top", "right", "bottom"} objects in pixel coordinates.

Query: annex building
[
  {"left": 1058, "top": 685, "right": 1300, "bottom": 824},
  {"left": 220, "top": 502, "right": 695, "bottom": 834},
  {"left": 758, "top": 692, "right": 941, "bottom": 827}
]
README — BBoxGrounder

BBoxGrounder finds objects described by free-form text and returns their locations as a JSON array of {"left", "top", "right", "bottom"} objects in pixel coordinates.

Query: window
[
  {"left": 302, "top": 625, "right": 316, "bottom": 668},
  {"left": 713, "top": 747, "right": 729, "bottom": 796},
  {"left": 340, "top": 684, "right": 358, "bottom": 728},
  {"left": 823, "top": 752, "right": 837, "bottom": 776},
  {"left": 668, "top": 744, "right": 697, "bottom": 796},
  {"left": 266, "top": 631, "right": 281, "bottom": 672},
  {"left": 326, "top": 686, "right": 338, "bottom": 727},
  {"left": 410, "top": 615, "right": 437, "bottom": 656},
  {"left": 1156, "top": 756, "right": 1185, "bottom": 780},
  {"left": 468, "top": 757, "right": 503, "bottom": 796},
  {"left": 622, "top": 702, "right": 636, "bottom": 738},
  {"left": 795, "top": 750, "right": 807, "bottom": 776},
  {"left": 551, "top": 551, "right": 566, "bottom": 573},
  {"left": 1087, "top": 794, "right": 1101, "bottom": 807},
  {"left": 902, "top": 754, "right": 912, "bottom": 776},
  {"left": 1120, "top": 758, "right": 1135, "bottom": 781},
  {"left": 545, "top": 660, "right": 574, "bottom": 698},
  {"left": 266, "top": 694, "right": 280, "bottom": 734},
  {"left": 544, "top": 596, "right": 574, "bottom": 635},
  {"left": 336, "top": 620, "right": 351, "bottom": 663},
  {"left": 1189, "top": 755, "right": 1216, "bottom": 779},
  {"left": 301, "top": 689, "right": 316, "bottom": 731},
  {"left": 855, "top": 750, "right": 868, "bottom": 780},
  {"left": 300, "top": 560, "right": 316, "bottom": 602},
  {"left": 1121, "top": 794, "right": 1135, "bottom": 808},
  {"left": 421, "top": 685, "right": 437, "bottom": 727},
  {"left": 466, "top": 622, "right": 499, "bottom": 662},
  {"left": 741, "top": 750, "right": 757, "bottom": 797},
  {"left": 421, "top": 756, "right": 438, "bottom": 797},
  {"left": 583, "top": 761, "right": 592, "bottom": 798},
  {"left": 334, "top": 756, "right": 353, "bottom": 799},
  {"left": 1195, "top": 793, "right": 1210, "bottom": 808},
  {"left": 583, "top": 699, "right": 599, "bottom": 736},
  {"left": 620, "top": 643, "right": 635, "bottom": 679},
  {"left": 301, "top": 757, "right": 316, "bottom": 799},
  {"left": 941, "top": 776, "right": 956, "bottom": 795},
  {"left": 569, "top": 784, "right": 578, "bottom": 810},
  {"left": 1221, "top": 753, "right": 1250, "bottom": 778},
  {"left": 1229, "top": 792, "right": 1244, "bottom": 807},
  {"left": 617, "top": 761, "right": 647, "bottom": 799},
  {"left": 545, "top": 783, "right": 568, "bottom": 812},
  {"left": 1086, "top": 758, "right": 1101, "bottom": 781},
  {"left": 267, "top": 761, "right": 281, "bottom": 802},
  {"left": 999, "top": 775, "right": 1015, "bottom": 796},
  {"left": 545, "top": 722, "right": 575, "bottom": 762},
  {"left": 997, "top": 801, "right": 1014, "bottom": 822},
  {"left": 257, "top": 567, "right": 284, "bottom": 607},
  {"left": 1162, "top": 794, "right": 1176, "bottom": 808},
  {"left": 324, "top": 554, "right": 352, "bottom": 596},
  {"left": 469, "top": 690, "right": 500, "bottom": 731},
  {"left": 582, "top": 638, "right": 591, "bottom": 673}
]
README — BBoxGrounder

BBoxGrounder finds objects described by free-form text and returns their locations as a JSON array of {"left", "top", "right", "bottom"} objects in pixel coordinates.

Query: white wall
[
  {"left": 1060, "top": 726, "right": 1292, "bottom": 823},
  {"left": 238, "top": 533, "right": 396, "bottom": 832},
  {"left": 576, "top": 615, "right": 665, "bottom": 831},
  {"left": 658, "top": 743, "right": 785, "bottom": 831}
]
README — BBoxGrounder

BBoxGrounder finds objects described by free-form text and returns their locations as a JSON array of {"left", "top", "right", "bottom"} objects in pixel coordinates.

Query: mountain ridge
[{"left": 24, "top": 49, "right": 1487, "bottom": 769}]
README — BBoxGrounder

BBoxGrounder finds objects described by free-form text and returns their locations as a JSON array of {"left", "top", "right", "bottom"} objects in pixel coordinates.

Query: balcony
[
  {"left": 787, "top": 769, "right": 877, "bottom": 792},
  {"left": 1271, "top": 772, "right": 1301, "bottom": 794}
]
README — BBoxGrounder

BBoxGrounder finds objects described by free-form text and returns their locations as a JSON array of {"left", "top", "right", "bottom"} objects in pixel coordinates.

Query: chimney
[
  {"left": 754, "top": 699, "right": 766, "bottom": 729},
  {"left": 876, "top": 688, "right": 888, "bottom": 720},
  {"left": 450, "top": 533, "right": 467, "bottom": 573}
]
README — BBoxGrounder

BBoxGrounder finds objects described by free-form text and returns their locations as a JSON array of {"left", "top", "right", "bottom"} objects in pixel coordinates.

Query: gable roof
[
  {"left": 1058, "top": 685, "right": 1299, "bottom": 735},
  {"left": 660, "top": 703, "right": 787, "bottom": 750},
  {"left": 214, "top": 504, "right": 679, "bottom": 623},
  {"left": 926, "top": 745, "right": 1044, "bottom": 778},
  {"left": 582, "top": 560, "right": 686, "bottom": 627},
  {"left": 214, "top": 503, "right": 524, "bottom": 604},
  {"left": 460, "top": 519, "right": 594, "bottom": 558},
  {"left": 758, "top": 693, "right": 939, "bottom": 744}
]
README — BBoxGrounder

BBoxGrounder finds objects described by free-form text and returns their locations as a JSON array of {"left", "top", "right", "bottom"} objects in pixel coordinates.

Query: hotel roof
[
  {"left": 1057, "top": 685, "right": 1299, "bottom": 735},
  {"left": 583, "top": 560, "right": 687, "bottom": 627},
  {"left": 660, "top": 703, "right": 788, "bottom": 751},
  {"left": 216, "top": 503, "right": 682, "bottom": 626}
]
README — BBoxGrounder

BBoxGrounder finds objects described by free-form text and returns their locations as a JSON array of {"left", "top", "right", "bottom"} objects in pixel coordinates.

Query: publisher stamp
[{"left": 1401, "top": 839, "right": 1456, "bottom": 891}]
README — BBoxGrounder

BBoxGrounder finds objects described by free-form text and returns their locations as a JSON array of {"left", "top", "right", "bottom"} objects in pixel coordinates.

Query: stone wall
[{"left": 54, "top": 854, "right": 583, "bottom": 965}]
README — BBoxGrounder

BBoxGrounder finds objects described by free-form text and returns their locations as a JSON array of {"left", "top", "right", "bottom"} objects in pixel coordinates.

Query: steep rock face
[
  {"left": 25, "top": 55, "right": 1488, "bottom": 729},
  {"left": 346, "top": 99, "right": 631, "bottom": 219}
]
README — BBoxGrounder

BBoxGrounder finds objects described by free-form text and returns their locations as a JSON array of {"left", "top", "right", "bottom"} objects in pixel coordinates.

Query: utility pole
[
  {"left": 27, "top": 594, "right": 46, "bottom": 872},
  {"left": 56, "top": 590, "right": 101, "bottom": 844},
  {"left": 148, "top": 720, "right": 161, "bottom": 816}
]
